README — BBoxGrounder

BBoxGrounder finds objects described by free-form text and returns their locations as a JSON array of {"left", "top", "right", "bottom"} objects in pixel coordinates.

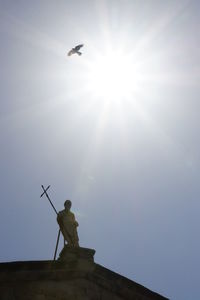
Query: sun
[{"left": 84, "top": 49, "right": 139, "bottom": 101}]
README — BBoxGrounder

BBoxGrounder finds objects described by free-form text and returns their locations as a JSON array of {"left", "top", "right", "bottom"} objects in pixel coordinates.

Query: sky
[{"left": 0, "top": 0, "right": 200, "bottom": 299}]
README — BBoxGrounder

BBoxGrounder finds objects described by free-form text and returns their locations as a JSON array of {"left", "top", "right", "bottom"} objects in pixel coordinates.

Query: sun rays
[
  {"left": 0, "top": 1, "right": 193, "bottom": 200},
  {"left": 84, "top": 49, "right": 139, "bottom": 101}
]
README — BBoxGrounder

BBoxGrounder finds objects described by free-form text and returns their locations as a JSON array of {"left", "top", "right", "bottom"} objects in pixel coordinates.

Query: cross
[
  {"left": 40, "top": 185, "right": 60, "bottom": 260},
  {"left": 40, "top": 185, "right": 58, "bottom": 215}
]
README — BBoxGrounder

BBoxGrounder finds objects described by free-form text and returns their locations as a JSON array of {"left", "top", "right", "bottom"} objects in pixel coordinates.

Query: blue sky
[{"left": 0, "top": 1, "right": 200, "bottom": 299}]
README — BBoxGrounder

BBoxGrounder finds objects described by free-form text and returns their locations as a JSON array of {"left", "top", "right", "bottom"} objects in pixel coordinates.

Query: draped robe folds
[{"left": 57, "top": 210, "right": 79, "bottom": 247}]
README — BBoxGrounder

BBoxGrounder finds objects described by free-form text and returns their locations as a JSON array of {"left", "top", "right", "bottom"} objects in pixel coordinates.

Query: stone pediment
[{"left": 0, "top": 247, "right": 169, "bottom": 300}]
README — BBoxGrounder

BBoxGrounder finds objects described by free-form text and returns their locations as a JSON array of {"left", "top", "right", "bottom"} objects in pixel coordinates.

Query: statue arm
[
  {"left": 71, "top": 212, "right": 79, "bottom": 227},
  {"left": 57, "top": 212, "right": 63, "bottom": 228}
]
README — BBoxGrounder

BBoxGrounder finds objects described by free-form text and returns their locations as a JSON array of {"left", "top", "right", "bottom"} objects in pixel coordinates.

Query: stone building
[{"left": 0, "top": 247, "right": 168, "bottom": 300}]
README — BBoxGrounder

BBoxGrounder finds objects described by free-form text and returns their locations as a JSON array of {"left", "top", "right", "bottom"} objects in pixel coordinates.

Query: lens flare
[{"left": 85, "top": 50, "right": 138, "bottom": 101}]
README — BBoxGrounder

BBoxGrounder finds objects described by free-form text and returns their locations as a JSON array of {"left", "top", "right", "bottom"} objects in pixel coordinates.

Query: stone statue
[{"left": 57, "top": 200, "right": 79, "bottom": 247}]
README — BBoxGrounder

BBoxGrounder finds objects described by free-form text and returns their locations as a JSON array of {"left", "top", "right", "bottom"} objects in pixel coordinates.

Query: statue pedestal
[{"left": 58, "top": 246, "right": 96, "bottom": 271}]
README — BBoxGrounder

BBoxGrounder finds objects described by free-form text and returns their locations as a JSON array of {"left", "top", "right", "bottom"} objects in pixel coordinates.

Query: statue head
[{"left": 64, "top": 199, "right": 72, "bottom": 211}]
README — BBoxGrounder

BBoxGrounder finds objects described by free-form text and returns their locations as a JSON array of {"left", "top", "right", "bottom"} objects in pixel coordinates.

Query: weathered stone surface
[
  {"left": 58, "top": 246, "right": 95, "bottom": 262},
  {"left": 0, "top": 248, "right": 169, "bottom": 300},
  {"left": 57, "top": 246, "right": 96, "bottom": 273}
]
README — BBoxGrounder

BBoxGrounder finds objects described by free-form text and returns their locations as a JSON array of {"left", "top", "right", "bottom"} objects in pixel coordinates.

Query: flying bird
[{"left": 68, "top": 44, "right": 84, "bottom": 56}]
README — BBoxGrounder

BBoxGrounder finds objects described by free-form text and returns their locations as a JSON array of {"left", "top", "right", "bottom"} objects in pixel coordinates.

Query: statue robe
[{"left": 57, "top": 210, "right": 79, "bottom": 247}]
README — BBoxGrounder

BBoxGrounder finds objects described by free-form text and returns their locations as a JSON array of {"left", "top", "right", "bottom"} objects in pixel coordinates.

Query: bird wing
[
  {"left": 74, "top": 44, "right": 84, "bottom": 51},
  {"left": 67, "top": 49, "right": 74, "bottom": 56}
]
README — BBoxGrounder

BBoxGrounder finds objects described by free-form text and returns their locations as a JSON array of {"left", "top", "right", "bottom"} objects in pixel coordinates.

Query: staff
[{"left": 40, "top": 185, "right": 61, "bottom": 260}]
